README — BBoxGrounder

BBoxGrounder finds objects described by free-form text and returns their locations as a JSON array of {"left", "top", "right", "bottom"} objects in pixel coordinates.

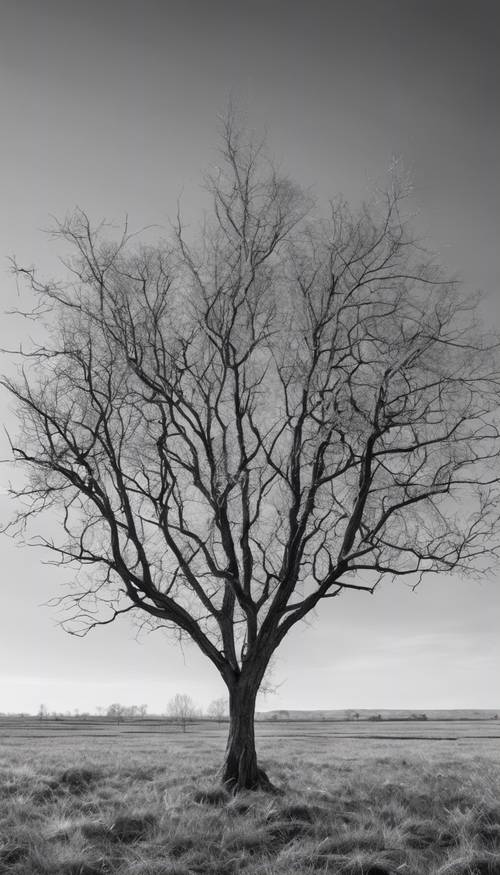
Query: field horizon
[
  {"left": 258, "top": 709, "right": 500, "bottom": 722},
  {"left": 2, "top": 708, "right": 498, "bottom": 722}
]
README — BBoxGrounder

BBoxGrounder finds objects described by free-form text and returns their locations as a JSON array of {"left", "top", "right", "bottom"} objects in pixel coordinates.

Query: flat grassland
[{"left": 1, "top": 718, "right": 499, "bottom": 874}]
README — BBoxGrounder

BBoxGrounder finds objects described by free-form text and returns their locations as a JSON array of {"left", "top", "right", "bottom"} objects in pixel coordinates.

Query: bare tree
[
  {"left": 166, "top": 693, "right": 198, "bottom": 732},
  {"left": 38, "top": 704, "right": 48, "bottom": 721},
  {"left": 2, "top": 116, "right": 499, "bottom": 791},
  {"left": 106, "top": 703, "right": 126, "bottom": 724},
  {"left": 207, "top": 696, "right": 228, "bottom": 723}
]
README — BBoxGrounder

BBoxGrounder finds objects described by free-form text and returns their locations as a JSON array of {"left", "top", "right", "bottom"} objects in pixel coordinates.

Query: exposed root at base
[{"left": 222, "top": 767, "right": 284, "bottom": 795}]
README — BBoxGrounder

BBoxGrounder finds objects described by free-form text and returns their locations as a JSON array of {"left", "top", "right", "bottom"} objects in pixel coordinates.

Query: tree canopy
[{"left": 3, "top": 117, "right": 499, "bottom": 788}]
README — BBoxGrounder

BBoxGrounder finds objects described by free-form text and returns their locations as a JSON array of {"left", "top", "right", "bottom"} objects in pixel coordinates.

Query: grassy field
[{"left": 1, "top": 718, "right": 499, "bottom": 874}]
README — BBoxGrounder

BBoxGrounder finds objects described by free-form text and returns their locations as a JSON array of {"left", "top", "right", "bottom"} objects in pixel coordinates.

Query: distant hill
[{"left": 256, "top": 708, "right": 499, "bottom": 721}]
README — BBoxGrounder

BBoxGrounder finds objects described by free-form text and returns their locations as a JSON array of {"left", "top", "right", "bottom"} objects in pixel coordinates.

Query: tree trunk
[{"left": 221, "top": 676, "right": 277, "bottom": 793}]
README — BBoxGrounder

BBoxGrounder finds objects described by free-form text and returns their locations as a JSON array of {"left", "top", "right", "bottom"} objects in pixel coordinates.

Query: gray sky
[{"left": 0, "top": 0, "right": 499, "bottom": 715}]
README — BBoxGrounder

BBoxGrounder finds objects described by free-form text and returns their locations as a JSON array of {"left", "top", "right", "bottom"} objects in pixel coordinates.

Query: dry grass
[{"left": 0, "top": 721, "right": 499, "bottom": 874}]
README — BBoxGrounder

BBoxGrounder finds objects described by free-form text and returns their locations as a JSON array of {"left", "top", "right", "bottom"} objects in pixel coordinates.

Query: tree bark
[{"left": 221, "top": 675, "right": 276, "bottom": 793}]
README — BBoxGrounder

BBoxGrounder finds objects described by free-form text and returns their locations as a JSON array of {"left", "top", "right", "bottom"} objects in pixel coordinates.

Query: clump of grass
[
  {"left": 222, "top": 824, "right": 272, "bottom": 854},
  {"left": 109, "top": 813, "right": 157, "bottom": 843},
  {"left": 315, "top": 827, "right": 386, "bottom": 855},
  {"left": 59, "top": 768, "right": 101, "bottom": 793},
  {"left": 403, "top": 816, "right": 454, "bottom": 849},
  {"left": 191, "top": 785, "right": 230, "bottom": 806},
  {"left": 121, "top": 865, "right": 192, "bottom": 875},
  {"left": 80, "top": 820, "right": 113, "bottom": 841},
  {"left": 265, "top": 818, "right": 315, "bottom": 843},
  {"left": 55, "top": 863, "right": 107, "bottom": 875},
  {"left": 437, "top": 849, "right": 500, "bottom": 874},
  {"left": 0, "top": 839, "right": 30, "bottom": 868},
  {"left": 274, "top": 802, "right": 319, "bottom": 822}
]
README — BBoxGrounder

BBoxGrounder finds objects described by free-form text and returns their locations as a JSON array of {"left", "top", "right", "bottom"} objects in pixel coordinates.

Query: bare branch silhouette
[{"left": 2, "top": 116, "right": 499, "bottom": 791}]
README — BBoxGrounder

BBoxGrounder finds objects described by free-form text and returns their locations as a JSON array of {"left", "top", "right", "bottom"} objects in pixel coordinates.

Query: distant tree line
[
  {"left": 1, "top": 707, "right": 499, "bottom": 722},
  {"left": 31, "top": 696, "right": 230, "bottom": 728}
]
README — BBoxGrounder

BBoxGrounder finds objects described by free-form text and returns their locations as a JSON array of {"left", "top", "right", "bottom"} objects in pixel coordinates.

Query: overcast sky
[{"left": 0, "top": 0, "right": 499, "bottom": 715}]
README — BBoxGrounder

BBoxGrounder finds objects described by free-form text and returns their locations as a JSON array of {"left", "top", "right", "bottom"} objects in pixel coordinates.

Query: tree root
[{"left": 222, "top": 765, "right": 284, "bottom": 795}]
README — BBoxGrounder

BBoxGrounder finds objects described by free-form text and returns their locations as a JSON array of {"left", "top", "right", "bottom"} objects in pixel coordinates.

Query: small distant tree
[
  {"left": 346, "top": 709, "right": 360, "bottom": 721},
  {"left": 166, "top": 693, "right": 198, "bottom": 732},
  {"left": 38, "top": 704, "right": 47, "bottom": 721},
  {"left": 124, "top": 705, "right": 138, "bottom": 717},
  {"left": 207, "top": 697, "right": 228, "bottom": 723},
  {"left": 2, "top": 114, "right": 499, "bottom": 791},
  {"left": 106, "top": 703, "right": 125, "bottom": 724}
]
